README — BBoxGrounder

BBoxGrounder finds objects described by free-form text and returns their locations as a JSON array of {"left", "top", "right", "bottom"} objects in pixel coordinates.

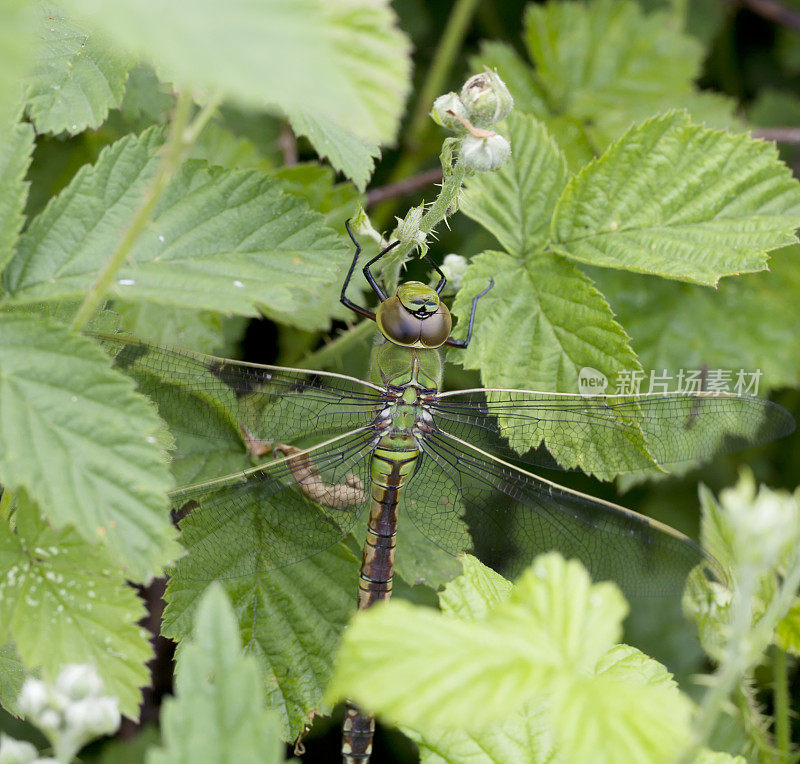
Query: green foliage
[
  {"left": 0, "top": 493, "right": 151, "bottom": 718},
  {"left": 25, "top": 7, "right": 133, "bottom": 135},
  {"left": 0, "top": 122, "right": 34, "bottom": 271},
  {"left": 163, "top": 545, "right": 358, "bottom": 739},
  {"left": 551, "top": 112, "right": 800, "bottom": 285},
  {"left": 328, "top": 554, "right": 696, "bottom": 763},
  {"left": 3, "top": 128, "right": 355, "bottom": 329},
  {"left": 147, "top": 584, "right": 285, "bottom": 764},
  {"left": 0, "top": 314, "right": 179, "bottom": 581}
]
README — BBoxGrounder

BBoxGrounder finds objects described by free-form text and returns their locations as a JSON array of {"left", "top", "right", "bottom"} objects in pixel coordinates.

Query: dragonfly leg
[
  {"left": 341, "top": 219, "right": 378, "bottom": 321},
  {"left": 445, "top": 277, "right": 494, "bottom": 348}
]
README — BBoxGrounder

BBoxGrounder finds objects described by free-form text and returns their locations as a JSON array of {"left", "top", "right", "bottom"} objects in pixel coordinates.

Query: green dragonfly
[{"left": 100, "top": 222, "right": 794, "bottom": 764}]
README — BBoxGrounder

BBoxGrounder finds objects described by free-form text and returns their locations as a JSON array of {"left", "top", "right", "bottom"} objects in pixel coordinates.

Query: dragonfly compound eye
[{"left": 376, "top": 293, "right": 452, "bottom": 349}]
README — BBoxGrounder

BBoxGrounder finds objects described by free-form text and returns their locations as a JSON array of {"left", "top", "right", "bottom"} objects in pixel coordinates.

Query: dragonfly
[{"left": 100, "top": 221, "right": 794, "bottom": 764}]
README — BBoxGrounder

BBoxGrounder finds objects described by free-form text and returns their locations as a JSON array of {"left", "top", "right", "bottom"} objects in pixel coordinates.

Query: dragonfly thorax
[{"left": 376, "top": 281, "right": 452, "bottom": 349}]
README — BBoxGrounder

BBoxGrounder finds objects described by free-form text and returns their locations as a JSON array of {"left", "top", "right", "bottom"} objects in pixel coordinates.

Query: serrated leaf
[
  {"left": 0, "top": 1, "right": 37, "bottom": 129},
  {"left": 524, "top": 0, "right": 702, "bottom": 119},
  {"left": 461, "top": 113, "right": 568, "bottom": 256},
  {"left": 0, "top": 642, "right": 25, "bottom": 715},
  {"left": 0, "top": 314, "right": 179, "bottom": 581},
  {"left": 438, "top": 555, "right": 512, "bottom": 620},
  {"left": 25, "top": 7, "right": 133, "bottom": 135},
  {"left": 0, "top": 495, "right": 152, "bottom": 718},
  {"left": 188, "top": 122, "right": 271, "bottom": 172},
  {"left": 592, "top": 245, "right": 800, "bottom": 394},
  {"left": 4, "top": 128, "right": 354, "bottom": 330},
  {"left": 288, "top": 109, "right": 379, "bottom": 192},
  {"left": 163, "top": 545, "right": 358, "bottom": 740},
  {"left": 147, "top": 584, "right": 284, "bottom": 764},
  {"left": 0, "top": 122, "right": 35, "bottom": 273},
  {"left": 59, "top": 0, "right": 411, "bottom": 145},
  {"left": 551, "top": 112, "right": 800, "bottom": 285},
  {"left": 117, "top": 65, "right": 174, "bottom": 130},
  {"left": 326, "top": 554, "right": 628, "bottom": 734}
]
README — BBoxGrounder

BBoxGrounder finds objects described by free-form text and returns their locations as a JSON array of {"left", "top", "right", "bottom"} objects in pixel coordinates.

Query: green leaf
[
  {"left": 437, "top": 555, "right": 512, "bottom": 620},
  {"left": 552, "top": 645, "right": 692, "bottom": 764},
  {"left": 0, "top": 1, "right": 37, "bottom": 129},
  {"left": 4, "top": 128, "right": 354, "bottom": 330},
  {"left": 0, "top": 314, "right": 179, "bottom": 581},
  {"left": 461, "top": 113, "right": 568, "bottom": 256},
  {"left": 0, "top": 122, "right": 35, "bottom": 273},
  {"left": 326, "top": 554, "right": 628, "bottom": 734},
  {"left": 114, "top": 302, "right": 248, "bottom": 359},
  {"left": 59, "top": 0, "right": 411, "bottom": 145},
  {"left": 524, "top": 0, "right": 702, "bottom": 120},
  {"left": 591, "top": 245, "right": 800, "bottom": 394},
  {"left": 0, "top": 495, "right": 152, "bottom": 718},
  {"left": 775, "top": 597, "right": 800, "bottom": 655},
  {"left": 188, "top": 121, "right": 271, "bottom": 172},
  {"left": 551, "top": 112, "right": 800, "bottom": 285},
  {"left": 25, "top": 7, "right": 133, "bottom": 135},
  {"left": 0, "top": 642, "right": 25, "bottom": 714},
  {"left": 147, "top": 584, "right": 284, "bottom": 764},
  {"left": 117, "top": 65, "right": 174, "bottom": 131},
  {"left": 288, "top": 109, "right": 379, "bottom": 192},
  {"left": 163, "top": 545, "right": 358, "bottom": 740}
]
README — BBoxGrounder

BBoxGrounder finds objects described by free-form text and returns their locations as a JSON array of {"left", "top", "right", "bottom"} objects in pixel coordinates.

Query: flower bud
[
  {"left": 56, "top": 665, "right": 103, "bottom": 701},
  {"left": 0, "top": 735, "right": 38, "bottom": 764},
  {"left": 460, "top": 133, "right": 511, "bottom": 172},
  {"left": 64, "top": 697, "right": 120, "bottom": 737},
  {"left": 394, "top": 204, "right": 428, "bottom": 255},
  {"left": 430, "top": 92, "right": 469, "bottom": 133},
  {"left": 441, "top": 254, "right": 468, "bottom": 291},
  {"left": 460, "top": 70, "right": 514, "bottom": 129}
]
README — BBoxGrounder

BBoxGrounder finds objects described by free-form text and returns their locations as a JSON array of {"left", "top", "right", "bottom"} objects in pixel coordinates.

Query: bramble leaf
[
  {"left": 0, "top": 1, "right": 37, "bottom": 129},
  {"left": 163, "top": 545, "right": 357, "bottom": 740},
  {"left": 0, "top": 495, "right": 151, "bottom": 718},
  {"left": 0, "top": 642, "right": 24, "bottom": 714},
  {"left": 25, "top": 7, "right": 133, "bottom": 135},
  {"left": 4, "top": 128, "right": 354, "bottom": 330},
  {"left": 288, "top": 109, "right": 380, "bottom": 192},
  {"left": 147, "top": 584, "right": 284, "bottom": 763},
  {"left": 551, "top": 112, "right": 800, "bottom": 285},
  {"left": 59, "top": 0, "right": 411, "bottom": 145},
  {"left": 0, "top": 122, "right": 35, "bottom": 273},
  {"left": 591, "top": 245, "right": 800, "bottom": 395},
  {"left": 0, "top": 314, "right": 179, "bottom": 581}
]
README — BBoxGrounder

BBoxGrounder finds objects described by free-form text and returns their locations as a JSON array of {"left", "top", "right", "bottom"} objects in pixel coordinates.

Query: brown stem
[
  {"left": 365, "top": 167, "right": 444, "bottom": 208},
  {"left": 753, "top": 127, "right": 800, "bottom": 143},
  {"left": 727, "top": 0, "right": 800, "bottom": 33},
  {"left": 278, "top": 122, "right": 298, "bottom": 166}
]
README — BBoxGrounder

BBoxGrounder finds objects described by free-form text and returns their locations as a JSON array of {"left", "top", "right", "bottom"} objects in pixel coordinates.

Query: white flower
[
  {"left": 0, "top": 735, "right": 38, "bottom": 764},
  {"left": 55, "top": 665, "right": 103, "bottom": 701}
]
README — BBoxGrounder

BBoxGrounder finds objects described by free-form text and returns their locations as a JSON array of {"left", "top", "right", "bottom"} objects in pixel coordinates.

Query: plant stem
[
  {"left": 405, "top": 0, "right": 481, "bottom": 152},
  {"left": 372, "top": 0, "right": 479, "bottom": 229},
  {"left": 70, "top": 90, "right": 222, "bottom": 332},
  {"left": 772, "top": 644, "right": 791, "bottom": 761}
]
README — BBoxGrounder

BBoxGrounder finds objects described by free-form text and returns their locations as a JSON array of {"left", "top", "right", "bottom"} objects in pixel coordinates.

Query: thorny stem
[
  {"left": 686, "top": 558, "right": 800, "bottom": 759},
  {"left": 70, "top": 90, "right": 223, "bottom": 332},
  {"left": 771, "top": 645, "right": 791, "bottom": 761}
]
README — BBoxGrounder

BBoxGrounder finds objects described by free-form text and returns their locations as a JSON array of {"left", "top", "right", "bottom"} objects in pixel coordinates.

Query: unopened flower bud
[
  {"left": 18, "top": 680, "right": 48, "bottom": 718},
  {"left": 460, "top": 133, "right": 511, "bottom": 172},
  {"left": 394, "top": 204, "right": 428, "bottom": 255},
  {"left": 441, "top": 254, "right": 468, "bottom": 291},
  {"left": 65, "top": 697, "right": 120, "bottom": 737},
  {"left": 431, "top": 93, "right": 469, "bottom": 133},
  {"left": 56, "top": 665, "right": 103, "bottom": 701},
  {"left": 460, "top": 70, "right": 514, "bottom": 129},
  {"left": 0, "top": 735, "right": 38, "bottom": 764}
]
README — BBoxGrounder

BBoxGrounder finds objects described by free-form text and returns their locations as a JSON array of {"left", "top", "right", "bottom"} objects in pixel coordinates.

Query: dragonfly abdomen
[{"left": 342, "top": 435, "right": 419, "bottom": 764}]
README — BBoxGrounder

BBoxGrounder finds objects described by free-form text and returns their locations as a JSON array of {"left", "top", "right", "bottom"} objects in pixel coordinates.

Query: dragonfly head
[{"left": 376, "top": 281, "right": 452, "bottom": 349}]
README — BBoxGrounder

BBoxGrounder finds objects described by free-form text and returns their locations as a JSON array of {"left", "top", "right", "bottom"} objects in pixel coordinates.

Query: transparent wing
[
  {"left": 96, "top": 333, "right": 386, "bottom": 446},
  {"left": 430, "top": 389, "right": 795, "bottom": 475},
  {"left": 401, "top": 429, "right": 712, "bottom": 599},
  {"left": 170, "top": 428, "right": 375, "bottom": 581}
]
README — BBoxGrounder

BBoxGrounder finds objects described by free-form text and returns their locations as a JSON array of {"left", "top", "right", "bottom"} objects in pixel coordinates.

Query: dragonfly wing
[
  {"left": 430, "top": 389, "right": 795, "bottom": 475},
  {"left": 96, "top": 333, "right": 385, "bottom": 447},
  {"left": 407, "top": 429, "right": 711, "bottom": 599},
  {"left": 171, "top": 428, "right": 375, "bottom": 581}
]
